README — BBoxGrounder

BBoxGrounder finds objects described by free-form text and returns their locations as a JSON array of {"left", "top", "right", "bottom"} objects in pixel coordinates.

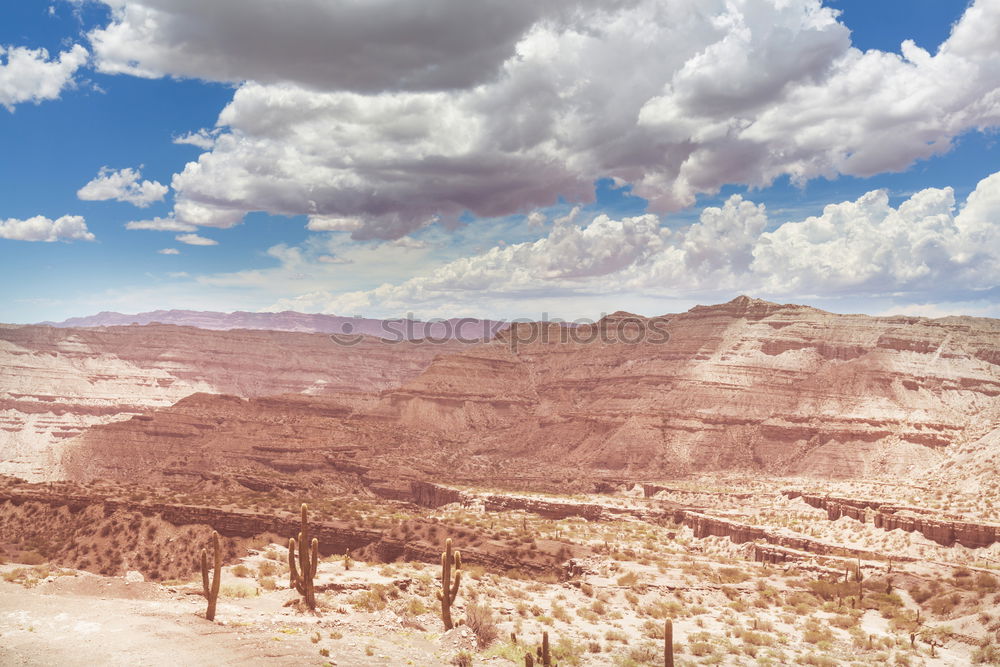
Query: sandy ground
[
  {"left": 0, "top": 580, "right": 314, "bottom": 666},
  {"left": 0, "top": 570, "right": 477, "bottom": 667}
]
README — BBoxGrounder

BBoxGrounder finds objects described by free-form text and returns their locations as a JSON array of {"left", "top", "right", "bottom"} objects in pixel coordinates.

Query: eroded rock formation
[
  {"left": 0, "top": 323, "right": 464, "bottom": 480},
  {"left": 792, "top": 493, "right": 1000, "bottom": 548}
]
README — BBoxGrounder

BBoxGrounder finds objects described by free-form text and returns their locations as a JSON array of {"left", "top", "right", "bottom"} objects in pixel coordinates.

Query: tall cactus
[
  {"left": 664, "top": 618, "right": 674, "bottom": 667},
  {"left": 437, "top": 537, "right": 462, "bottom": 630},
  {"left": 539, "top": 631, "right": 552, "bottom": 666},
  {"left": 201, "top": 530, "right": 222, "bottom": 621},
  {"left": 288, "top": 503, "right": 319, "bottom": 610}
]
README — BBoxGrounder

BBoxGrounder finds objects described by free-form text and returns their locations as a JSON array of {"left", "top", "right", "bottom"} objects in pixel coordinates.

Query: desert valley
[{"left": 2, "top": 296, "right": 999, "bottom": 665}]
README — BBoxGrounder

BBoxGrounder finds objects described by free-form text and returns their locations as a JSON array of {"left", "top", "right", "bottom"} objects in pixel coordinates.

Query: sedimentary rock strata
[{"left": 0, "top": 324, "right": 463, "bottom": 480}]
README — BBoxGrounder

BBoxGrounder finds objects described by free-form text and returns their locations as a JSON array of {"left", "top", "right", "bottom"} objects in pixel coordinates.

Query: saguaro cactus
[
  {"left": 664, "top": 618, "right": 674, "bottom": 667},
  {"left": 288, "top": 503, "right": 319, "bottom": 610},
  {"left": 201, "top": 530, "right": 222, "bottom": 621},
  {"left": 437, "top": 537, "right": 462, "bottom": 630},
  {"left": 539, "top": 631, "right": 552, "bottom": 666}
]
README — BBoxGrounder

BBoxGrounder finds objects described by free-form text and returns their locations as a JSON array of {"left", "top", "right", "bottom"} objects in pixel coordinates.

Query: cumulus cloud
[
  {"left": 157, "top": 247, "right": 180, "bottom": 254},
  {"left": 78, "top": 167, "right": 168, "bottom": 207},
  {"left": 101, "top": 0, "right": 1000, "bottom": 240},
  {"left": 269, "top": 169, "right": 1000, "bottom": 316},
  {"left": 175, "top": 233, "right": 217, "bottom": 246},
  {"left": 172, "top": 128, "right": 219, "bottom": 149},
  {"left": 125, "top": 216, "right": 196, "bottom": 232},
  {"left": 0, "top": 44, "right": 88, "bottom": 111},
  {"left": 0, "top": 215, "right": 95, "bottom": 242},
  {"left": 88, "top": 0, "right": 618, "bottom": 92}
]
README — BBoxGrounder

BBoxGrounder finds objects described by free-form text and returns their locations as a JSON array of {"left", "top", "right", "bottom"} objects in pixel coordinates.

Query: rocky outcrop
[
  {"left": 677, "top": 510, "right": 889, "bottom": 560},
  {"left": 408, "top": 481, "right": 677, "bottom": 522},
  {"left": 0, "top": 485, "right": 382, "bottom": 556},
  {"left": 0, "top": 481, "right": 580, "bottom": 575},
  {"left": 790, "top": 493, "right": 1000, "bottom": 548}
]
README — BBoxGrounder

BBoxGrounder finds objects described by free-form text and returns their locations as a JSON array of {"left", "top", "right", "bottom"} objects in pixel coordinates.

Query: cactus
[
  {"left": 437, "top": 537, "right": 462, "bottom": 630},
  {"left": 524, "top": 654, "right": 534, "bottom": 667},
  {"left": 665, "top": 618, "right": 674, "bottom": 667},
  {"left": 200, "top": 530, "right": 222, "bottom": 621},
  {"left": 540, "top": 631, "right": 554, "bottom": 666},
  {"left": 288, "top": 503, "right": 319, "bottom": 610}
]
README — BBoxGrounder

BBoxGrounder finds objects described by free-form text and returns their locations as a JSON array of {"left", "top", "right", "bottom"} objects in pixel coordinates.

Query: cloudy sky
[{"left": 2, "top": 0, "right": 999, "bottom": 323}]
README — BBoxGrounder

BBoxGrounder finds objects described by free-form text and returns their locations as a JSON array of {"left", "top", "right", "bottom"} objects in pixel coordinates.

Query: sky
[{"left": 1, "top": 0, "right": 999, "bottom": 324}]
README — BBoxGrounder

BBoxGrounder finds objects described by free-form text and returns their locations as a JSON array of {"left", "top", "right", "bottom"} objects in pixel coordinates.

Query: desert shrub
[
  {"left": 551, "top": 602, "right": 572, "bottom": 623},
  {"left": 928, "top": 593, "right": 962, "bottom": 616},
  {"left": 451, "top": 651, "right": 473, "bottom": 667},
  {"left": 221, "top": 582, "right": 259, "bottom": 598},
  {"left": 258, "top": 561, "right": 278, "bottom": 577},
  {"left": 465, "top": 601, "right": 498, "bottom": 648},
  {"left": 689, "top": 641, "right": 715, "bottom": 657},
  {"left": 350, "top": 584, "right": 393, "bottom": 612},
  {"left": 406, "top": 597, "right": 427, "bottom": 616},
  {"left": 605, "top": 629, "right": 629, "bottom": 643},
  {"left": 975, "top": 573, "right": 999, "bottom": 592},
  {"left": 259, "top": 576, "right": 277, "bottom": 591},
  {"left": 717, "top": 566, "right": 749, "bottom": 583},
  {"left": 552, "top": 636, "right": 586, "bottom": 665},
  {"left": 231, "top": 564, "right": 250, "bottom": 578},
  {"left": 973, "top": 644, "right": 1000, "bottom": 664}
]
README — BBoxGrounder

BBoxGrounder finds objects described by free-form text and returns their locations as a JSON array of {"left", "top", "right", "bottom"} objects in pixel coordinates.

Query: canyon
[
  {"left": 4, "top": 297, "right": 1000, "bottom": 665},
  {"left": 21, "top": 296, "right": 1000, "bottom": 486}
]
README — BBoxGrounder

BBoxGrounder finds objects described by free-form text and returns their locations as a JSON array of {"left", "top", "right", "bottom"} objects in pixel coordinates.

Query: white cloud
[
  {"left": 306, "top": 216, "right": 363, "bottom": 233},
  {"left": 172, "top": 128, "right": 219, "bottom": 149},
  {"left": 175, "top": 233, "right": 217, "bottom": 246},
  {"left": 157, "top": 247, "right": 179, "bottom": 255},
  {"left": 78, "top": 167, "right": 168, "bottom": 207},
  {"left": 268, "top": 169, "right": 1000, "bottom": 316},
  {"left": 114, "top": 0, "right": 1000, "bottom": 240},
  {"left": 0, "top": 44, "right": 88, "bottom": 111},
  {"left": 125, "top": 216, "right": 196, "bottom": 232},
  {"left": 0, "top": 215, "right": 95, "bottom": 242}
]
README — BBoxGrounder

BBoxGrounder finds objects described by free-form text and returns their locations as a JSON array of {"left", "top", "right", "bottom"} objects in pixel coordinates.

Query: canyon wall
[
  {"left": 10, "top": 297, "right": 1000, "bottom": 482},
  {"left": 381, "top": 297, "right": 1000, "bottom": 477},
  {"left": 0, "top": 323, "right": 464, "bottom": 480}
]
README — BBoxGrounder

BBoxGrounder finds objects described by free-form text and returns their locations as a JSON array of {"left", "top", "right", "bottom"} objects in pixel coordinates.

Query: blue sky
[{"left": 2, "top": 0, "right": 999, "bottom": 323}]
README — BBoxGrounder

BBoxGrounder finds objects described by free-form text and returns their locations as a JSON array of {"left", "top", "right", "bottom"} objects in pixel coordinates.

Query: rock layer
[
  {"left": 11, "top": 297, "right": 1000, "bottom": 482},
  {"left": 381, "top": 297, "right": 1000, "bottom": 477},
  {"left": 793, "top": 493, "right": 1000, "bottom": 549},
  {"left": 0, "top": 324, "right": 464, "bottom": 480}
]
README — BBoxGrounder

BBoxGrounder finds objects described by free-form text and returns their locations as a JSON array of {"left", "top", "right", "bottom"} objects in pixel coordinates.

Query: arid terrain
[{"left": 2, "top": 297, "right": 999, "bottom": 665}]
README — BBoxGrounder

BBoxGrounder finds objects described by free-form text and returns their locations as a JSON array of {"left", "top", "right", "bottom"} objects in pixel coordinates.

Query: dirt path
[{"left": 0, "top": 581, "right": 314, "bottom": 666}]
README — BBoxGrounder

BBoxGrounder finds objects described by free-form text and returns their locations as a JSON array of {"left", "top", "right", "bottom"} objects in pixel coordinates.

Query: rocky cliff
[
  {"left": 12, "top": 296, "right": 1000, "bottom": 482},
  {"left": 380, "top": 297, "right": 1000, "bottom": 477},
  {"left": 0, "top": 324, "right": 464, "bottom": 480},
  {"left": 793, "top": 493, "right": 1000, "bottom": 549}
]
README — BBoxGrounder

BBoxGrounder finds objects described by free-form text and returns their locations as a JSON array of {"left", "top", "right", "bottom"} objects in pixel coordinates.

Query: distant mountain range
[{"left": 39, "top": 309, "right": 506, "bottom": 341}]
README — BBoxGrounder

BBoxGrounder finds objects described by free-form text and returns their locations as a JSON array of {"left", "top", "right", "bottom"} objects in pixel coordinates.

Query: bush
[
  {"left": 451, "top": 650, "right": 473, "bottom": 667},
  {"left": 465, "top": 601, "right": 498, "bottom": 648}
]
